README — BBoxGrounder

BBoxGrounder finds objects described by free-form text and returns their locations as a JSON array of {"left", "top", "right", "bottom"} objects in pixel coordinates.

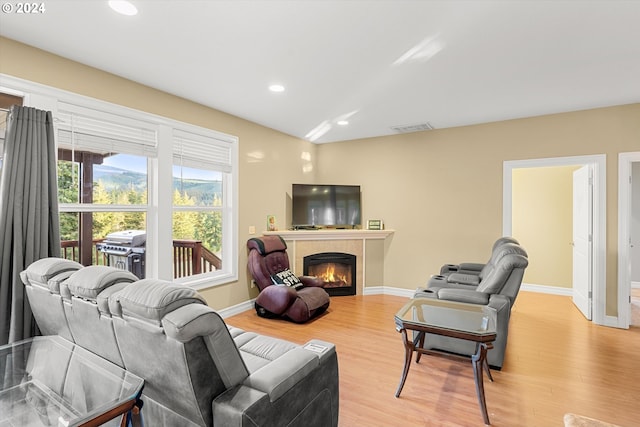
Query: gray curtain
[{"left": 0, "top": 105, "right": 60, "bottom": 345}]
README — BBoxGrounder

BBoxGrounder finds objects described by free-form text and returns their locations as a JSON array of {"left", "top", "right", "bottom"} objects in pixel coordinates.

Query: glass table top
[
  {"left": 395, "top": 297, "right": 497, "bottom": 337},
  {"left": 0, "top": 335, "right": 144, "bottom": 427}
]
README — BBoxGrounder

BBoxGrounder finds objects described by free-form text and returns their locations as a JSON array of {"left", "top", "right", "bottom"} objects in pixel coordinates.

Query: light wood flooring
[{"left": 226, "top": 291, "right": 640, "bottom": 427}]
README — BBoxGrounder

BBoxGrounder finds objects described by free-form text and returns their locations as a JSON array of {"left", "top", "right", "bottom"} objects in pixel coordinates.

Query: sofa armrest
[
  {"left": 446, "top": 272, "right": 481, "bottom": 286},
  {"left": 458, "top": 262, "right": 485, "bottom": 272},
  {"left": 436, "top": 288, "right": 491, "bottom": 305},
  {"left": 213, "top": 384, "right": 268, "bottom": 425},
  {"left": 243, "top": 348, "right": 319, "bottom": 402}
]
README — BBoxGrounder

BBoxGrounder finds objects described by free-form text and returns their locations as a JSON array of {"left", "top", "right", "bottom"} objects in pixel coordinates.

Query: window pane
[
  {"left": 172, "top": 165, "right": 222, "bottom": 207},
  {"left": 172, "top": 211, "right": 222, "bottom": 279},
  {"left": 57, "top": 150, "right": 147, "bottom": 205},
  {"left": 59, "top": 211, "right": 146, "bottom": 279}
]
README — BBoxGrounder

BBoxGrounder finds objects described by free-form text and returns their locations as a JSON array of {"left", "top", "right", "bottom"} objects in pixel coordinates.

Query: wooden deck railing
[
  {"left": 172, "top": 240, "right": 221, "bottom": 279},
  {"left": 61, "top": 239, "right": 107, "bottom": 265},
  {"left": 60, "top": 239, "right": 221, "bottom": 279}
]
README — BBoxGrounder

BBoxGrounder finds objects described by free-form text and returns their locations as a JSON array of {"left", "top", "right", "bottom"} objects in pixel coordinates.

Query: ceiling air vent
[{"left": 390, "top": 122, "right": 434, "bottom": 133}]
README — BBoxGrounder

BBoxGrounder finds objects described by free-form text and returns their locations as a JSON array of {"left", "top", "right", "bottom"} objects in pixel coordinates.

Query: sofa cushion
[
  {"left": 19, "top": 257, "right": 82, "bottom": 288},
  {"left": 62, "top": 266, "right": 138, "bottom": 300},
  {"left": 112, "top": 279, "right": 206, "bottom": 324}
]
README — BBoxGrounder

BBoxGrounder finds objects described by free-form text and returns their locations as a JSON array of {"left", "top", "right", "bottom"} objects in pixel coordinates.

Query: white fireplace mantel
[{"left": 263, "top": 229, "right": 394, "bottom": 241}]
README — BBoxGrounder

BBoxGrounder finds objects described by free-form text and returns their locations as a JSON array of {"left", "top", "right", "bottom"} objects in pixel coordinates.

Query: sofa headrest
[
  {"left": 477, "top": 253, "right": 528, "bottom": 294},
  {"left": 110, "top": 279, "right": 206, "bottom": 324},
  {"left": 493, "top": 242, "right": 527, "bottom": 259},
  {"left": 247, "top": 235, "right": 287, "bottom": 255},
  {"left": 61, "top": 266, "right": 138, "bottom": 300},
  {"left": 20, "top": 257, "right": 83, "bottom": 288},
  {"left": 492, "top": 236, "right": 519, "bottom": 251}
]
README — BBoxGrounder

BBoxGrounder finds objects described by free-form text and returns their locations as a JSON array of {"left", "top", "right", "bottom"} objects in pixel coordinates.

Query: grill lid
[{"left": 104, "top": 230, "right": 146, "bottom": 247}]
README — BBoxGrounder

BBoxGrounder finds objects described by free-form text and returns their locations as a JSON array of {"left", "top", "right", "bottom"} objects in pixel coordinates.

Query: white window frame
[
  {"left": 171, "top": 124, "right": 239, "bottom": 288},
  {"left": 0, "top": 74, "right": 239, "bottom": 289}
]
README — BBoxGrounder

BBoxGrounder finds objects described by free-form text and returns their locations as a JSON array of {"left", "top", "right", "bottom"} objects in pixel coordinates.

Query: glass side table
[
  {"left": 394, "top": 297, "right": 497, "bottom": 425},
  {"left": 0, "top": 335, "right": 144, "bottom": 427}
]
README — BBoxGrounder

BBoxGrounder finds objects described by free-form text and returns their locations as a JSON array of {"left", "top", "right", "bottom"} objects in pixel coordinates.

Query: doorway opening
[{"left": 503, "top": 155, "right": 607, "bottom": 326}]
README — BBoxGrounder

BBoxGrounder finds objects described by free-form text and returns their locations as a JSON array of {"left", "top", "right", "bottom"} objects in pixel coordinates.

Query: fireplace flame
[{"left": 315, "top": 263, "right": 348, "bottom": 286}]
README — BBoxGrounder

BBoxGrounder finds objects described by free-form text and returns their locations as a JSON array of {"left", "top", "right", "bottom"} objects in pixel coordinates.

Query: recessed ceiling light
[
  {"left": 337, "top": 120, "right": 349, "bottom": 126},
  {"left": 109, "top": 1, "right": 138, "bottom": 16},
  {"left": 269, "top": 84, "right": 285, "bottom": 93}
]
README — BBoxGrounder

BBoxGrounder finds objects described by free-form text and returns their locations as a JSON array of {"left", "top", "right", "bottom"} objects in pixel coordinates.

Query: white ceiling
[{"left": 1, "top": 1, "right": 639, "bottom": 143}]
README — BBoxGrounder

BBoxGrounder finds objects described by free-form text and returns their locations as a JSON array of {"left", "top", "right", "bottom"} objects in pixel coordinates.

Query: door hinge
[{"left": 588, "top": 290, "right": 593, "bottom": 299}]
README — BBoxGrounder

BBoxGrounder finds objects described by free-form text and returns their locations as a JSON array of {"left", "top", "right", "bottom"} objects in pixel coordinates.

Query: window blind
[
  {"left": 173, "top": 128, "right": 233, "bottom": 173},
  {"left": 56, "top": 102, "right": 158, "bottom": 157}
]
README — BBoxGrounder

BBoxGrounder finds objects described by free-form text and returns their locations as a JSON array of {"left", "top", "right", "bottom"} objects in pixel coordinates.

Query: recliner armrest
[
  {"left": 458, "top": 262, "right": 485, "bottom": 272},
  {"left": 299, "top": 275, "right": 324, "bottom": 288},
  {"left": 243, "top": 348, "right": 319, "bottom": 402},
  {"left": 436, "top": 288, "right": 491, "bottom": 305}
]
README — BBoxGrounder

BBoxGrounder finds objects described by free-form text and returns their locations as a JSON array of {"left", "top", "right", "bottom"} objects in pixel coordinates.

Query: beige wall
[
  {"left": 0, "top": 37, "right": 319, "bottom": 310},
  {"left": 316, "top": 105, "right": 640, "bottom": 315},
  {"left": 512, "top": 165, "right": 580, "bottom": 288},
  {"left": 2, "top": 37, "right": 640, "bottom": 316}
]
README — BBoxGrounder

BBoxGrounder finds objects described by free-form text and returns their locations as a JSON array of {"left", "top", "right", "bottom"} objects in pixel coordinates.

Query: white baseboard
[
  {"left": 520, "top": 282, "right": 573, "bottom": 296},
  {"left": 632, "top": 281, "right": 640, "bottom": 289},
  {"left": 363, "top": 286, "right": 413, "bottom": 298},
  {"left": 218, "top": 299, "right": 255, "bottom": 319}
]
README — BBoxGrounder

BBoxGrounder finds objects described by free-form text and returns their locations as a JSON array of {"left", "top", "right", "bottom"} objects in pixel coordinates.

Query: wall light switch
[{"left": 249, "top": 225, "right": 256, "bottom": 235}]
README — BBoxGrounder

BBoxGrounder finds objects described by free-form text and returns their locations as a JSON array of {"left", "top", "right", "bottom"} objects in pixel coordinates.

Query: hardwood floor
[{"left": 225, "top": 291, "right": 640, "bottom": 427}]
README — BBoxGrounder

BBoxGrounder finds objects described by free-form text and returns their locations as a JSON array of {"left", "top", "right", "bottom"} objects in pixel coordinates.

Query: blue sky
[{"left": 103, "top": 154, "right": 221, "bottom": 180}]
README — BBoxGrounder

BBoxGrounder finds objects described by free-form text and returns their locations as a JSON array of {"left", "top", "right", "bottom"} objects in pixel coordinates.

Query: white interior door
[
  {"left": 631, "top": 162, "right": 640, "bottom": 286},
  {"left": 573, "top": 165, "right": 593, "bottom": 320}
]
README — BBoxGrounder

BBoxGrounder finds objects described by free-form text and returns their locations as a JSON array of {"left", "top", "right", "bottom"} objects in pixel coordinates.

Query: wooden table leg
[
  {"left": 395, "top": 328, "right": 414, "bottom": 397},
  {"left": 415, "top": 331, "right": 426, "bottom": 363},
  {"left": 471, "top": 343, "right": 491, "bottom": 425}
]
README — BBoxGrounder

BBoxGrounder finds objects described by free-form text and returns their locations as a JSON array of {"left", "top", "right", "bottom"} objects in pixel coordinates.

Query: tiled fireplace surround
[{"left": 263, "top": 229, "right": 394, "bottom": 296}]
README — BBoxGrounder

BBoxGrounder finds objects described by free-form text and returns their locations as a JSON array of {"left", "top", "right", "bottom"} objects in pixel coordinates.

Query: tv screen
[{"left": 292, "top": 184, "right": 361, "bottom": 229}]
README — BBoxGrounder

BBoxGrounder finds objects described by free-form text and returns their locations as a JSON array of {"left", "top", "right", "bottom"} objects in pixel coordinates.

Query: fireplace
[{"left": 304, "top": 252, "right": 356, "bottom": 296}]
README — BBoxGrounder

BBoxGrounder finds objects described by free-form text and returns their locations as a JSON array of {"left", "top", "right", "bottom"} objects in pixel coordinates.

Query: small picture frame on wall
[
  {"left": 367, "top": 219, "right": 383, "bottom": 230},
  {"left": 267, "top": 215, "right": 277, "bottom": 231}
]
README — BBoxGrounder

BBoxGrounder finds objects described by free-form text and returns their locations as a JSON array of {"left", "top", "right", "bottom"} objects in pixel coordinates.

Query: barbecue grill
[{"left": 96, "top": 230, "right": 146, "bottom": 279}]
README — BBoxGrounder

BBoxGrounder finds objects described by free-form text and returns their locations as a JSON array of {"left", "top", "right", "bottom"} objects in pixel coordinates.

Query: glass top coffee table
[
  {"left": 0, "top": 335, "right": 144, "bottom": 427},
  {"left": 394, "top": 297, "right": 497, "bottom": 425}
]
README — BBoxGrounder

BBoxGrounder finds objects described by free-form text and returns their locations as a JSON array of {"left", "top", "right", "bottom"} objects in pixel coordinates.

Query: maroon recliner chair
[{"left": 247, "top": 235, "right": 330, "bottom": 323}]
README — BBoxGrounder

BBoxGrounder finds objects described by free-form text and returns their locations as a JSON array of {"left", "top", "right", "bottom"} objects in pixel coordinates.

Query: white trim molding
[{"left": 617, "top": 152, "right": 640, "bottom": 329}]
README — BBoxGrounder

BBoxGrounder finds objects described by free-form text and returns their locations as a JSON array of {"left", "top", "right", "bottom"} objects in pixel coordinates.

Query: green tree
[
  {"left": 195, "top": 211, "right": 222, "bottom": 252},
  {"left": 172, "top": 189, "right": 198, "bottom": 240},
  {"left": 58, "top": 161, "right": 79, "bottom": 240}
]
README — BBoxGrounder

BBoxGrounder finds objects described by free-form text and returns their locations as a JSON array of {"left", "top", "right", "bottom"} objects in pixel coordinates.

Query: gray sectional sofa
[{"left": 20, "top": 258, "right": 339, "bottom": 427}]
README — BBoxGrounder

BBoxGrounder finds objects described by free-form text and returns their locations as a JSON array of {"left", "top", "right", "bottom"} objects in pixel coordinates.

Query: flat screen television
[{"left": 291, "top": 184, "right": 361, "bottom": 229}]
